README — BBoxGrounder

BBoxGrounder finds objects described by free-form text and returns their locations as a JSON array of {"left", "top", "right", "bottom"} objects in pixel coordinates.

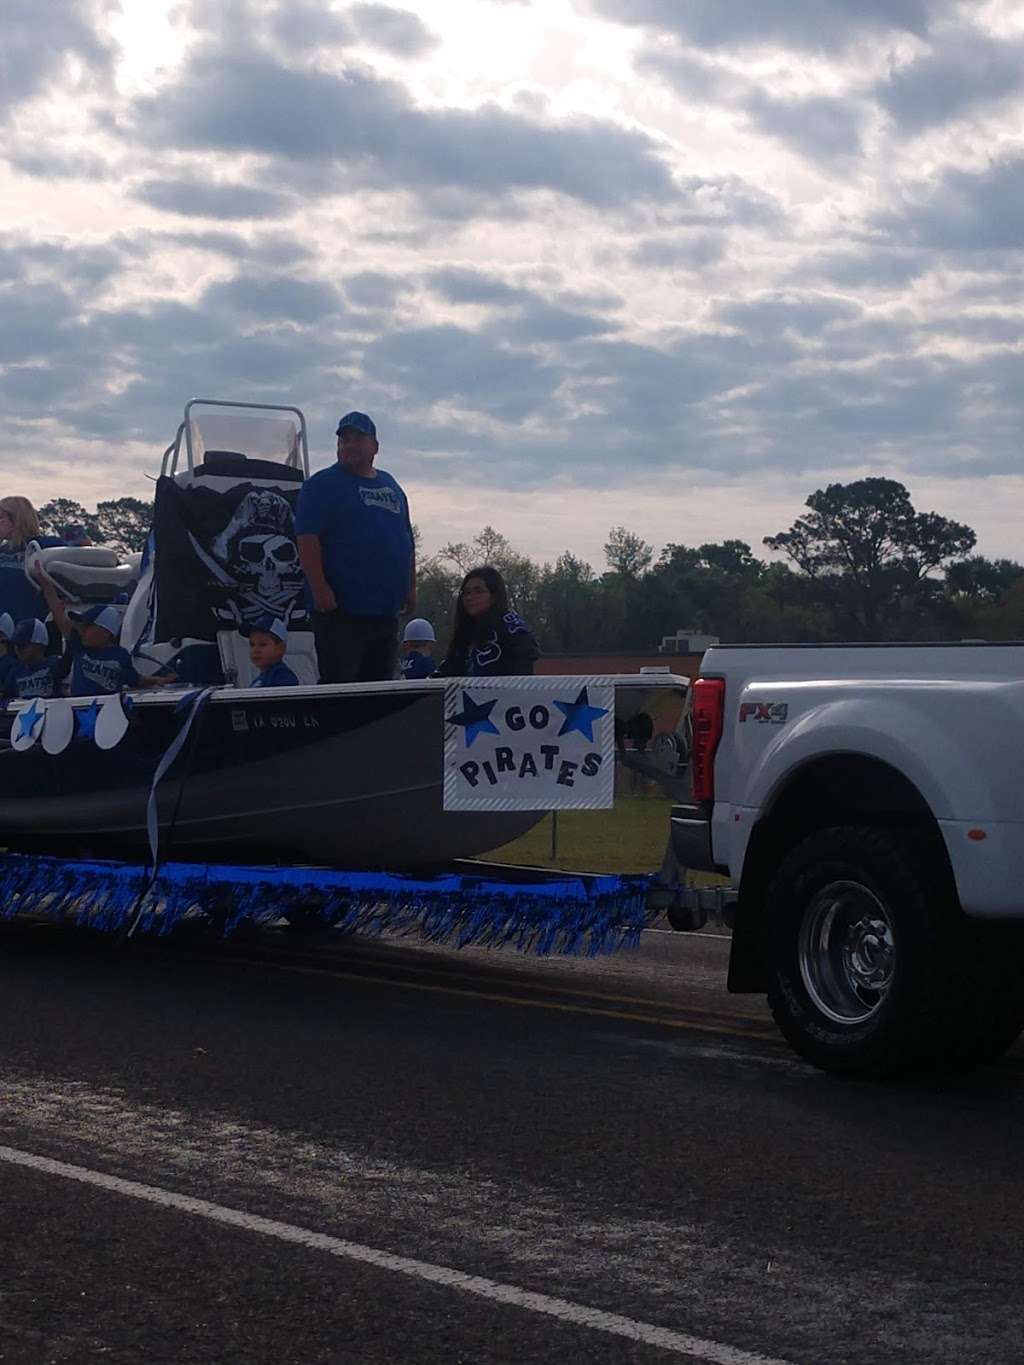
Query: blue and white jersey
[
  {"left": 295, "top": 464, "right": 413, "bottom": 618},
  {"left": 435, "top": 611, "right": 540, "bottom": 678},
  {"left": 4, "top": 656, "right": 63, "bottom": 700},
  {"left": 67, "top": 635, "right": 139, "bottom": 697},
  {"left": 400, "top": 649, "right": 435, "bottom": 680}
]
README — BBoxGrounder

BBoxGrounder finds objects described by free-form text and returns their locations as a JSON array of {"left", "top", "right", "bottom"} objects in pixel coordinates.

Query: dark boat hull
[
  {"left": 0, "top": 675, "right": 687, "bottom": 870},
  {"left": 0, "top": 685, "right": 542, "bottom": 869}
]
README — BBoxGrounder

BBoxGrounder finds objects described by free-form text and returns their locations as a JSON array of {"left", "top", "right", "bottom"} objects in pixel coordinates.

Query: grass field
[{"left": 482, "top": 794, "right": 673, "bottom": 874}]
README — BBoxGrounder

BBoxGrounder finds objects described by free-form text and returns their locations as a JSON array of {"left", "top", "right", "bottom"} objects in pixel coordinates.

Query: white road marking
[{"left": 0, "top": 1142, "right": 792, "bottom": 1365}]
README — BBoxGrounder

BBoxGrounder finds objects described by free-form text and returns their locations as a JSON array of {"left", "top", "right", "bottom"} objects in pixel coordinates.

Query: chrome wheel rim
[{"left": 797, "top": 880, "right": 896, "bottom": 1025}]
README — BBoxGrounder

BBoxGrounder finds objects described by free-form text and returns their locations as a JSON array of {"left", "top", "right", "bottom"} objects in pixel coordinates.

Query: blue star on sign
[
  {"left": 553, "top": 686, "right": 609, "bottom": 743},
  {"left": 448, "top": 691, "right": 500, "bottom": 748},
  {"left": 75, "top": 699, "right": 101, "bottom": 742},
  {"left": 13, "top": 699, "right": 44, "bottom": 744}
]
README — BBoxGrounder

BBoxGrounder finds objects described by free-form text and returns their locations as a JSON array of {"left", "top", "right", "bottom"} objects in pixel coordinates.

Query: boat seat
[
  {"left": 28, "top": 544, "right": 142, "bottom": 604},
  {"left": 216, "top": 628, "right": 319, "bottom": 688},
  {"left": 36, "top": 545, "right": 121, "bottom": 568}
]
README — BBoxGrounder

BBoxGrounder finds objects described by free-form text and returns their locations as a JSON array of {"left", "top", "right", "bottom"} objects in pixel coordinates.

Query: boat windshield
[{"left": 189, "top": 410, "right": 301, "bottom": 466}]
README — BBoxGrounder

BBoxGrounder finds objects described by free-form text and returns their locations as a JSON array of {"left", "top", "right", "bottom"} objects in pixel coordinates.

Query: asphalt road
[{"left": 2, "top": 922, "right": 1024, "bottom": 1364}]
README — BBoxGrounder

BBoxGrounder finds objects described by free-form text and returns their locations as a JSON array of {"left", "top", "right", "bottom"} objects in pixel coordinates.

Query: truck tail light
[{"left": 690, "top": 677, "right": 726, "bottom": 803}]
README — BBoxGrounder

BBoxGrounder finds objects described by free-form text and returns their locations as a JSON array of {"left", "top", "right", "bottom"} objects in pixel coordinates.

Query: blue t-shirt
[
  {"left": 251, "top": 660, "right": 299, "bottom": 688},
  {"left": 295, "top": 464, "right": 413, "bottom": 618},
  {"left": 0, "top": 537, "right": 64, "bottom": 623},
  {"left": 66, "top": 633, "right": 139, "bottom": 697},
  {"left": 4, "top": 655, "right": 64, "bottom": 701},
  {"left": 400, "top": 649, "right": 435, "bottom": 680}
]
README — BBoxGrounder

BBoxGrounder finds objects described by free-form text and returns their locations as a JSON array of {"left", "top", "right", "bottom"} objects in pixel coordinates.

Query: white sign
[{"left": 443, "top": 679, "right": 615, "bottom": 811}]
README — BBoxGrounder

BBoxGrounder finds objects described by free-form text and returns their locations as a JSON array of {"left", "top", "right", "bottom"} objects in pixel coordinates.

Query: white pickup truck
[{"left": 666, "top": 644, "right": 1024, "bottom": 1077}]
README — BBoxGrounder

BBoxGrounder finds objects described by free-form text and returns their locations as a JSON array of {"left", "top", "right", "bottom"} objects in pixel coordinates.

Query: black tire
[{"left": 761, "top": 825, "right": 1024, "bottom": 1078}]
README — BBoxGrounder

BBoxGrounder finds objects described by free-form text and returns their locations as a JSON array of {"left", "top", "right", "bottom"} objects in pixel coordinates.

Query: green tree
[
  {"left": 36, "top": 498, "right": 102, "bottom": 542},
  {"left": 946, "top": 555, "right": 1024, "bottom": 604},
  {"left": 414, "top": 554, "right": 461, "bottom": 651},
  {"left": 437, "top": 526, "right": 540, "bottom": 617},
  {"left": 93, "top": 497, "right": 154, "bottom": 552},
  {"left": 603, "top": 526, "right": 653, "bottom": 578},
  {"left": 978, "top": 578, "right": 1024, "bottom": 640},
  {"left": 533, "top": 552, "right": 597, "bottom": 653},
  {"left": 764, "top": 478, "right": 976, "bottom": 639},
  {"left": 696, "top": 539, "right": 762, "bottom": 579}
]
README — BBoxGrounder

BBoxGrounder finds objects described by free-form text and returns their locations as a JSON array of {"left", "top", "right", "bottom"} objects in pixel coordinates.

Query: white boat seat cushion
[
  {"left": 216, "top": 629, "right": 319, "bottom": 688},
  {"left": 44, "top": 561, "right": 138, "bottom": 593},
  {"left": 36, "top": 545, "right": 121, "bottom": 568}
]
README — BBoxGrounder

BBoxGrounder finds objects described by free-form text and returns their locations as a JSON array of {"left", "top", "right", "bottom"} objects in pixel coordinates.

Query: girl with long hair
[
  {"left": 434, "top": 565, "right": 540, "bottom": 677},
  {"left": 0, "top": 496, "right": 63, "bottom": 623},
  {"left": 0, "top": 496, "right": 42, "bottom": 547}
]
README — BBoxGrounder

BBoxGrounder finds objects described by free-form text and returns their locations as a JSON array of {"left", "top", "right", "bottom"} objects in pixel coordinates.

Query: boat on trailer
[{"left": 0, "top": 400, "right": 689, "bottom": 878}]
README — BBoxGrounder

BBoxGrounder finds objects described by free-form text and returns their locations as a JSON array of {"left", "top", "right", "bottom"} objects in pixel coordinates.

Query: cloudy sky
[{"left": 3, "top": 0, "right": 1023, "bottom": 565}]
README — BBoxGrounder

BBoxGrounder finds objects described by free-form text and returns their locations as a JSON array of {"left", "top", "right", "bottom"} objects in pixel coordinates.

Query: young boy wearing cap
[
  {"left": 399, "top": 618, "right": 436, "bottom": 680},
  {"left": 241, "top": 615, "right": 299, "bottom": 688},
  {"left": 35, "top": 569, "right": 172, "bottom": 695},
  {"left": 2, "top": 619, "right": 64, "bottom": 701}
]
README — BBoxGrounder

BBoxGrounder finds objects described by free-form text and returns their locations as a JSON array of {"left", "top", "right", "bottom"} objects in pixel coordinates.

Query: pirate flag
[{"left": 150, "top": 468, "right": 309, "bottom": 644}]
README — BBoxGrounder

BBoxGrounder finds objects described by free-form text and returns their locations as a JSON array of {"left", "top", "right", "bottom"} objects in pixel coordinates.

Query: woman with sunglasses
[{"left": 434, "top": 565, "right": 540, "bottom": 678}]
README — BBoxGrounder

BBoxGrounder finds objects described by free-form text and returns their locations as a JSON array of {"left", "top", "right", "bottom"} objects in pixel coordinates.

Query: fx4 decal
[{"left": 739, "top": 701, "right": 789, "bottom": 725}]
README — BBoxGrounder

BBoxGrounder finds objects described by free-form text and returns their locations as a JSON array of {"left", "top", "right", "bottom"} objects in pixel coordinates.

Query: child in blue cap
[
  {"left": 240, "top": 615, "right": 299, "bottom": 688},
  {"left": 36, "top": 568, "right": 173, "bottom": 695},
  {"left": 2, "top": 619, "right": 64, "bottom": 701}
]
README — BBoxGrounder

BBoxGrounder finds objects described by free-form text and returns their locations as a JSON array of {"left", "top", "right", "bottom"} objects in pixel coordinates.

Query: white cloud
[{"left": 1, "top": 0, "right": 1023, "bottom": 572}]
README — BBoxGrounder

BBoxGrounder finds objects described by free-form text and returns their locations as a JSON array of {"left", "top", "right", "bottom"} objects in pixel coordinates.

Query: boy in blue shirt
[
  {"left": 2, "top": 619, "right": 64, "bottom": 701},
  {"left": 63, "top": 604, "right": 142, "bottom": 695},
  {"left": 36, "top": 569, "right": 173, "bottom": 695},
  {"left": 241, "top": 615, "right": 299, "bottom": 688}
]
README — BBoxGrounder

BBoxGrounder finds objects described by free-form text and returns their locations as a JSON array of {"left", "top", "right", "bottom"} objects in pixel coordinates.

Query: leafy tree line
[
  {"left": 40, "top": 478, "right": 1024, "bottom": 648},
  {"left": 37, "top": 497, "right": 154, "bottom": 553},
  {"left": 417, "top": 479, "right": 1024, "bottom": 653}
]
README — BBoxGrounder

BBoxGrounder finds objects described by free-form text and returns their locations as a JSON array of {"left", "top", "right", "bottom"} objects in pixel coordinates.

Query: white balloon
[
  {"left": 95, "top": 694, "right": 130, "bottom": 750},
  {"left": 42, "top": 699, "right": 75, "bottom": 755}
]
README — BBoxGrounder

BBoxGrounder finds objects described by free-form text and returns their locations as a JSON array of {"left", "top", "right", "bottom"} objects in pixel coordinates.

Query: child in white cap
[
  {"left": 400, "top": 618, "right": 436, "bottom": 680},
  {"left": 2, "top": 619, "right": 64, "bottom": 701},
  {"left": 240, "top": 615, "right": 299, "bottom": 688}
]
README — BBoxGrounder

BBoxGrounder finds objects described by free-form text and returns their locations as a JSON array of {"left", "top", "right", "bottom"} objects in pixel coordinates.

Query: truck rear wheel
[{"left": 762, "top": 825, "right": 1024, "bottom": 1077}]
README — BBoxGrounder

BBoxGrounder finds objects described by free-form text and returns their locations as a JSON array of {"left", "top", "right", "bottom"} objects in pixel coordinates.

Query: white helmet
[{"left": 403, "top": 617, "right": 436, "bottom": 643}]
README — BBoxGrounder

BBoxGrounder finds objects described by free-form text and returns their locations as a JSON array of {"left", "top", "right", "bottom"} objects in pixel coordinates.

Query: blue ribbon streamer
[{"left": 0, "top": 854, "right": 655, "bottom": 958}]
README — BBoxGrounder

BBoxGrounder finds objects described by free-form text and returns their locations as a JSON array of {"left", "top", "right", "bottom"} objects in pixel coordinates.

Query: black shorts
[{"left": 312, "top": 612, "right": 399, "bottom": 684}]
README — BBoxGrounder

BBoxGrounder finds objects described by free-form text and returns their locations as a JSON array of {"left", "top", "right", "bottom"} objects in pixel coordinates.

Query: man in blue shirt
[{"left": 295, "top": 411, "right": 415, "bottom": 683}]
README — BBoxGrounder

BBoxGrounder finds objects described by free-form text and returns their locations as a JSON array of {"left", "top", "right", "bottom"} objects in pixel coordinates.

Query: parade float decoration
[{"left": 0, "top": 401, "right": 690, "bottom": 955}]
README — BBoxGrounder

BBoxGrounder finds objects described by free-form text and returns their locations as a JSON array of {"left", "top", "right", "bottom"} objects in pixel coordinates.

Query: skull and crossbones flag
[{"left": 150, "top": 471, "right": 309, "bottom": 642}]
